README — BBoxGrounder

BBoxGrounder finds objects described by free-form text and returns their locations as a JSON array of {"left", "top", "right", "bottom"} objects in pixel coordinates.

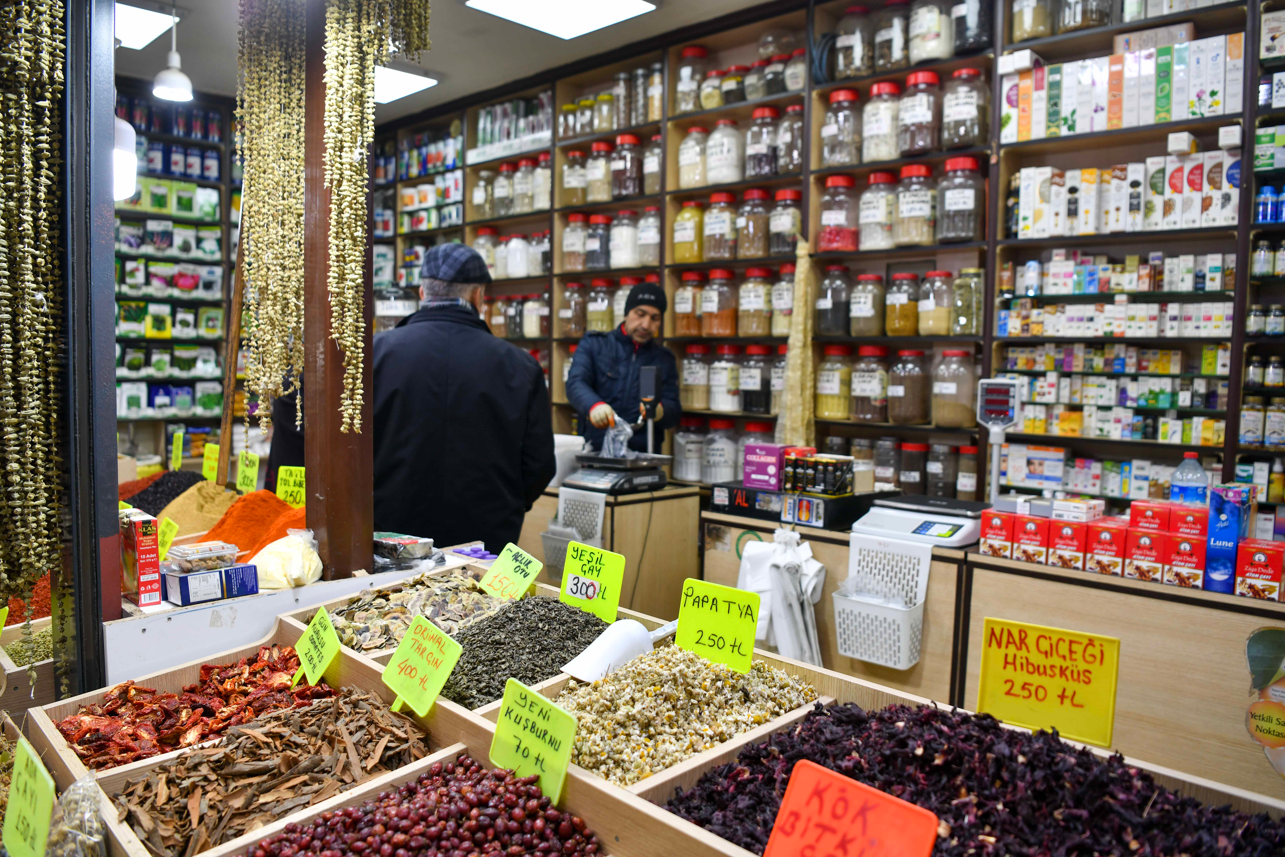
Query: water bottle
[
  {"left": 1170, "top": 452, "right": 1209, "bottom": 504},
  {"left": 1257, "top": 186, "right": 1279, "bottom": 224}
]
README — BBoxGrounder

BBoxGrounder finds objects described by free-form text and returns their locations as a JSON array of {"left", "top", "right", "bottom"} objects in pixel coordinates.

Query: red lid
[
  {"left": 498, "top": 162, "right": 516, "bottom": 172},
  {"left": 823, "top": 344, "right": 853, "bottom": 356},
  {"left": 959, "top": 445, "right": 978, "bottom": 454},
  {"left": 870, "top": 81, "right": 902, "bottom": 97},
  {"left": 825, "top": 264, "right": 849, "bottom": 272},
  {"left": 477, "top": 226, "right": 499, "bottom": 235},
  {"left": 518, "top": 157, "right": 536, "bottom": 168},
  {"left": 953, "top": 68, "right": 982, "bottom": 79},
  {"left": 616, "top": 134, "right": 641, "bottom": 146},
  {"left": 925, "top": 270, "right": 953, "bottom": 278},
  {"left": 746, "top": 421, "right": 775, "bottom": 432},
  {"left": 780, "top": 264, "right": 796, "bottom": 274},
  {"left": 777, "top": 344, "right": 788, "bottom": 354},
  {"left": 902, "top": 442, "right": 929, "bottom": 452},
  {"left": 499, "top": 234, "right": 513, "bottom": 241},
  {"left": 538, "top": 151, "right": 551, "bottom": 162},
  {"left": 651, "top": 134, "right": 662, "bottom": 142},
  {"left": 591, "top": 141, "right": 614, "bottom": 152},
  {"left": 681, "top": 45, "right": 708, "bottom": 58},
  {"left": 775, "top": 189, "right": 803, "bottom": 200},
  {"left": 746, "top": 344, "right": 771, "bottom": 355},
  {"left": 682, "top": 199, "right": 704, "bottom": 207},
  {"left": 829, "top": 88, "right": 859, "bottom": 103},
  {"left": 751, "top": 59, "right": 769, "bottom": 68},
  {"left": 716, "top": 118, "right": 737, "bottom": 127},
  {"left": 645, "top": 273, "right": 660, "bottom": 283},
  {"left": 567, "top": 213, "right": 587, "bottom": 223},
  {"left": 906, "top": 70, "right": 939, "bottom": 87},
  {"left": 590, "top": 277, "right": 615, "bottom": 287},
  {"left": 868, "top": 170, "right": 897, "bottom": 185},
  {"left": 892, "top": 272, "right": 918, "bottom": 280},
  {"left": 897, "top": 349, "right": 925, "bottom": 356},
  {"left": 752, "top": 106, "right": 781, "bottom": 120},
  {"left": 589, "top": 214, "right": 613, "bottom": 224},
  {"left": 681, "top": 271, "right": 707, "bottom": 281},
  {"left": 942, "top": 349, "right": 971, "bottom": 356},
  {"left": 716, "top": 344, "right": 742, "bottom": 355},
  {"left": 620, "top": 276, "right": 643, "bottom": 286},
  {"left": 687, "top": 126, "right": 709, "bottom": 135},
  {"left": 857, "top": 345, "right": 889, "bottom": 356},
  {"left": 825, "top": 174, "right": 856, "bottom": 188},
  {"left": 1184, "top": 451, "right": 1198, "bottom": 458},
  {"left": 771, "top": 53, "right": 791, "bottom": 63},
  {"left": 885, "top": 0, "right": 907, "bottom": 6},
  {"left": 857, "top": 274, "right": 883, "bottom": 281},
  {"left": 570, "top": 344, "right": 578, "bottom": 353},
  {"left": 617, "top": 209, "right": 638, "bottom": 217},
  {"left": 566, "top": 149, "right": 586, "bottom": 158},
  {"left": 644, "top": 205, "right": 660, "bottom": 212},
  {"left": 746, "top": 267, "right": 772, "bottom": 278},
  {"left": 846, "top": 5, "right": 870, "bottom": 13},
  {"left": 685, "top": 342, "right": 708, "bottom": 354},
  {"left": 710, "top": 192, "right": 736, "bottom": 203},
  {"left": 710, "top": 418, "right": 736, "bottom": 429},
  {"left": 708, "top": 268, "right": 734, "bottom": 280},
  {"left": 790, "top": 48, "right": 806, "bottom": 57},
  {"left": 564, "top": 281, "right": 583, "bottom": 288},
  {"left": 680, "top": 416, "right": 705, "bottom": 428},
  {"left": 945, "top": 156, "right": 980, "bottom": 172},
  {"left": 900, "top": 164, "right": 931, "bottom": 178},
  {"left": 728, "top": 64, "right": 751, "bottom": 74},
  {"left": 743, "top": 188, "right": 770, "bottom": 200},
  {"left": 706, "top": 69, "right": 724, "bottom": 79}
]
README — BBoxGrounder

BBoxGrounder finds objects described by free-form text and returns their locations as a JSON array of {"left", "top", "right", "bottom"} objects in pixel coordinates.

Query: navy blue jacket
[{"left": 565, "top": 326, "right": 681, "bottom": 451}]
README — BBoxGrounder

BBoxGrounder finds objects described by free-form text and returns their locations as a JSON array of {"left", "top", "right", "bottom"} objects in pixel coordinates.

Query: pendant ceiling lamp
[{"left": 152, "top": 4, "right": 192, "bottom": 102}]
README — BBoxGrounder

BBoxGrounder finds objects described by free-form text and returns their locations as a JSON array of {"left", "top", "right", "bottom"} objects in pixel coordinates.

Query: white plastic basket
[
  {"left": 832, "top": 533, "right": 932, "bottom": 670},
  {"left": 540, "top": 531, "right": 572, "bottom": 583}
]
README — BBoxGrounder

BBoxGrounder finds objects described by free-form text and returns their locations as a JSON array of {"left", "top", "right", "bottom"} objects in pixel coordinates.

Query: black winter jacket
[
  {"left": 564, "top": 326, "right": 680, "bottom": 452},
  {"left": 372, "top": 304, "right": 555, "bottom": 553}
]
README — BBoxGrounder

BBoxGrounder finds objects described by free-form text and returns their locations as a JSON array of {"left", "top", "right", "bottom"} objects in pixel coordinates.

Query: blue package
[
  {"left": 167, "top": 143, "right": 184, "bottom": 176},
  {"left": 164, "top": 568, "right": 224, "bottom": 606},
  {"left": 222, "top": 563, "right": 259, "bottom": 598},
  {"left": 148, "top": 383, "right": 173, "bottom": 413},
  {"left": 1206, "top": 485, "right": 1255, "bottom": 594}
]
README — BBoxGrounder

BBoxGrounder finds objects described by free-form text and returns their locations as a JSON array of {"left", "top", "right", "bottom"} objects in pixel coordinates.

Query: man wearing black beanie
[{"left": 566, "top": 278, "right": 681, "bottom": 453}]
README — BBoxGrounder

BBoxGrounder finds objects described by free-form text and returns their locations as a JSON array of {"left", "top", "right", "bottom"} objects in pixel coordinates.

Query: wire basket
[
  {"left": 832, "top": 533, "right": 932, "bottom": 670},
  {"left": 540, "top": 531, "right": 573, "bottom": 583}
]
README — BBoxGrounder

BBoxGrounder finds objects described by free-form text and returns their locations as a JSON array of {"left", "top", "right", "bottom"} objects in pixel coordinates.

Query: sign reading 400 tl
[{"left": 675, "top": 578, "right": 760, "bottom": 673}]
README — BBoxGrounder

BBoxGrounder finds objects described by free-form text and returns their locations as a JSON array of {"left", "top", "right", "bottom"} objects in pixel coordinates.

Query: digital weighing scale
[
  {"left": 561, "top": 453, "right": 671, "bottom": 495},
  {"left": 851, "top": 495, "right": 986, "bottom": 547}
]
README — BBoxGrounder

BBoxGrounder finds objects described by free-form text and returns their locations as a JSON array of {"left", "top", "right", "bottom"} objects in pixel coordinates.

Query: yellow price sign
[
  {"left": 202, "top": 443, "right": 219, "bottom": 482},
  {"left": 976, "top": 617, "right": 1120, "bottom": 747},
  {"left": 675, "top": 578, "right": 759, "bottom": 673},
  {"left": 170, "top": 431, "right": 184, "bottom": 471},
  {"left": 276, "top": 466, "right": 305, "bottom": 508},
  {"left": 380, "top": 615, "right": 463, "bottom": 717},
  {"left": 559, "top": 541, "right": 624, "bottom": 623},
  {"left": 479, "top": 542, "right": 542, "bottom": 601},
  {"left": 292, "top": 608, "right": 341, "bottom": 688},
  {"left": 119, "top": 501, "right": 132, "bottom": 511},
  {"left": 0, "top": 606, "right": 8, "bottom": 628},
  {"left": 236, "top": 450, "right": 260, "bottom": 494},
  {"left": 3, "top": 736, "right": 56, "bottom": 857},
  {"left": 490, "top": 678, "right": 577, "bottom": 805},
  {"left": 158, "top": 517, "right": 180, "bottom": 561}
]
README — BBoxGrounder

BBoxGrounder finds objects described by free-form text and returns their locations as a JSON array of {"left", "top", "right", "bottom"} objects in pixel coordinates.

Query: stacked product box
[
  {"left": 119, "top": 508, "right": 162, "bottom": 607},
  {"left": 160, "top": 541, "right": 260, "bottom": 607},
  {"left": 999, "top": 249, "right": 1236, "bottom": 299}
]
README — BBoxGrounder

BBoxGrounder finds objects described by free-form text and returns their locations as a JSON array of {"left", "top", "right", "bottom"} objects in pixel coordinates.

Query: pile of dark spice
[
  {"left": 114, "top": 687, "right": 429, "bottom": 857},
  {"left": 440, "top": 597, "right": 609, "bottom": 709},
  {"left": 124, "top": 470, "right": 206, "bottom": 516},
  {"left": 240, "top": 753, "right": 603, "bottom": 857},
  {"left": 666, "top": 703, "right": 1285, "bottom": 856}
]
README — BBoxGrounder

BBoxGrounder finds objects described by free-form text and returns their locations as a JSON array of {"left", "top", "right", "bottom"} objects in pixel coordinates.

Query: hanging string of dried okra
[
  {"left": 236, "top": 0, "right": 307, "bottom": 431},
  {"left": 323, "top": 0, "right": 430, "bottom": 433}
]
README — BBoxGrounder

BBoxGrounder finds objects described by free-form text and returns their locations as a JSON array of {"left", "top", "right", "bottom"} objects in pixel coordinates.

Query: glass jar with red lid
[
  {"left": 851, "top": 344, "right": 890, "bottom": 422},
  {"left": 674, "top": 271, "right": 705, "bottom": 336},
  {"left": 894, "top": 164, "right": 936, "bottom": 246},
  {"left": 701, "top": 269, "right": 738, "bottom": 337},
  {"left": 818, "top": 174, "right": 859, "bottom": 252},
  {"left": 821, "top": 89, "right": 861, "bottom": 167},
  {"left": 898, "top": 71, "right": 941, "bottom": 156},
  {"left": 703, "top": 192, "right": 738, "bottom": 261},
  {"left": 858, "top": 170, "right": 897, "bottom": 250},
  {"left": 587, "top": 141, "right": 614, "bottom": 203},
  {"left": 612, "top": 134, "right": 642, "bottom": 199},
  {"left": 937, "top": 156, "right": 984, "bottom": 242},
  {"left": 494, "top": 161, "right": 517, "bottom": 216},
  {"left": 942, "top": 68, "right": 989, "bottom": 149},
  {"left": 675, "top": 45, "right": 709, "bottom": 113},
  {"left": 769, "top": 188, "right": 803, "bottom": 255},
  {"left": 746, "top": 107, "right": 780, "bottom": 178}
]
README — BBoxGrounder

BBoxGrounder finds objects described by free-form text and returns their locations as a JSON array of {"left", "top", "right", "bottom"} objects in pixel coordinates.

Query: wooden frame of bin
[{"left": 0, "top": 616, "right": 57, "bottom": 711}]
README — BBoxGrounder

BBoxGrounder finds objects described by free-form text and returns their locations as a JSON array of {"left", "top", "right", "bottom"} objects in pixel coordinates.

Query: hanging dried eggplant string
[{"left": 0, "top": 1, "right": 67, "bottom": 689}]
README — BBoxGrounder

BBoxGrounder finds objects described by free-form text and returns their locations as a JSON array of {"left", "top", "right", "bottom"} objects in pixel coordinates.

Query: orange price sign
[{"left": 763, "top": 760, "right": 938, "bottom": 857}]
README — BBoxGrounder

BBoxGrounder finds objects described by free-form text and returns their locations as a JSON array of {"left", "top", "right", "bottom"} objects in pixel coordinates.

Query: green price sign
[
  {"left": 169, "top": 431, "right": 184, "bottom": 471},
  {"left": 236, "top": 450, "right": 260, "bottom": 494},
  {"left": 479, "top": 543, "right": 542, "bottom": 601},
  {"left": 158, "top": 517, "right": 180, "bottom": 561},
  {"left": 675, "top": 578, "right": 760, "bottom": 673},
  {"left": 202, "top": 443, "right": 219, "bottom": 482},
  {"left": 292, "top": 608, "right": 340, "bottom": 687},
  {"left": 559, "top": 541, "right": 624, "bottom": 623},
  {"left": 3, "top": 736, "right": 55, "bottom": 857},
  {"left": 490, "top": 678, "right": 577, "bottom": 805},
  {"left": 380, "top": 615, "right": 463, "bottom": 717},
  {"left": 276, "top": 466, "right": 305, "bottom": 508}
]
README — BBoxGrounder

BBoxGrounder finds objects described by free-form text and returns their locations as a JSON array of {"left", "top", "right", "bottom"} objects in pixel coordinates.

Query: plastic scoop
[{"left": 562, "top": 619, "right": 678, "bottom": 682}]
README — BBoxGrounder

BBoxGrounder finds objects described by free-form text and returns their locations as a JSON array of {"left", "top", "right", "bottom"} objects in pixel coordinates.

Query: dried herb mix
[
  {"left": 330, "top": 567, "right": 503, "bottom": 653},
  {"left": 556, "top": 646, "right": 818, "bottom": 787},
  {"left": 241, "top": 753, "right": 604, "bottom": 857},
  {"left": 115, "top": 687, "right": 429, "bottom": 857},
  {"left": 3, "top": 626, "right": 51, "bottom": 665},
  {"left": 441, "top": 597, "right": 610, "bottom": 709},
  {"left": 667, "top": 703, "right": 1285, "bottom": 856}
]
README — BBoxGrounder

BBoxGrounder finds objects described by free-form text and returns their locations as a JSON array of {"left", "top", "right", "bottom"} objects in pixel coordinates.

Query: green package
[{"left": 1155, "top": 46, "right": 1172, "bottom": 123}]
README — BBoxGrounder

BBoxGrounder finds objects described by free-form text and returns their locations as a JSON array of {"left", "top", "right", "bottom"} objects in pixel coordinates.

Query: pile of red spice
[
  {"left": 204, "top": 489, "right": 293, "bottom": 555},
  {"left": 246, "top": 506, "right": 307, "bottom": 558},
  {"left": 7, "top": 573, "right": 51, "bottom": 624}
]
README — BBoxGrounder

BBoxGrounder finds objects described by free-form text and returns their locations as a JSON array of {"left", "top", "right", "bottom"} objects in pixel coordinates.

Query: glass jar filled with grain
[
  {"left": 898, "top": 71, "right": 941, "bottom": 156},
  {"left": 675, "top": 46, "right": 709, "bottom": 114},
  {"left": 933, "top": 349, "right": 977, "bottom": 428},
  {"left": 816, "top": 345, "right": 854, "bottom": 420},
  {"left": 737, "top": 188, "right": 772, "bottom": 259},
  {"left": 874, "top": 0, "right": 910, "bottom": 71},
  {"left": 894, "top": 164, "right": 936, "bottom": 246},
  {"left": 643, "top": 135, "right": 663, "bottom": 195},
  {"left": 703, "top": 192, "right": 738, "bottom": 261},
  {"left": 885, "top": 272, "right": 919, "bottom": 336},
  {"left": 1011, "top": 0, "right": 1052, "bottom": 42},
  {"left": 851, "top": 345, "right": 890, "bottom": 422},
  {"left": 739, "top": 268, "right": 773, "bottom": 336},
  {"left": 888, "top": 349, "right": 930, "bottom": 425},
  {"left": 821, "top": 89, "right": 861, "bottom": 167},
  {"left": 681, "top": 344, "right": 712, "bottom": 410},
  {"left": 777, "top": 105, "right": 806, "bottom": 173},
  {"left": 770, "top": 189, "right": 803, "bottom": 255},
  {"left": 936, "top": 156, "right": 984, "bottom": 242},
  {"left": 815, "top": 265, "right": 852, "bottom": 336},
  {"left": 835, "top": 5, "right": 874, "bottom": 78},
  {"left": 701, "top": 269, "right": 738, "bottom": 337},
  {"left": 562, "top": 213, "right": 587, "bottom": 272},
  {"left": 941, "top": 68, "right": 989, "bottom": 149},
  {"left": 675, "top": 271, "right": 705, "bottom": 336},
  {"left": 586, "top": 279, "right": 614, "bottom": 331},
  {"left": 637, "top": 206, "right": 662, "bottom": 266},
  {"left": 772, "top": 265, "right": 795, "bottom": 336},
  {"left": 858, "top": 170, "right": 897, "bottom": 250},
  {"left": 673, "top": 200, "right": 704, "bottom": 263},
  {"left": 850, "top": 273, "right": 885, "bottom": 336},
  {"left": 917, "top": 270, "right": 953, "bottom": 334},
  {"left": 561, "top": 150, "right": 587, "bottom": 207}
]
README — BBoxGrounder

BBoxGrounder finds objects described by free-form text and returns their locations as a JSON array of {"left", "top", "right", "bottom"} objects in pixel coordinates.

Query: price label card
[
  {"left": 3, "top": 736, "right": 56, "bottom": 857},
  {"left": 236, "top": 450, "right": 260, "bottom": 494},
  {"left": 170, "top": 431, "right": 184, "bottom": 471},
  {"left": 292, "top": 608, "right": 341, "bottom": 688},
  {"left": 118, "top": 501, "right": 132, "bottom": 511},
  {"left": 202, "top": 443, "right": 219, "bottom": 482},
  {"left": 381, "top": 615, "right": 463, "bottom": 717},
  {"left": 675, "top": 578, "right": 759, "bottom": 673},
  {"left": 479, "top": 542, "right": 542, "bottom": 601},
  {"left": 158, "top": 517, "right": 180, "bottom": 561},
  {"left": 490, "top": 678, "right": 577, "bottom": 805},
  {"left": 276, "top": 466, "right": 306, "bottom": 508},
  {"left": 763, "top": 760, "right": 938, "bottom": 857},
  {"left": 0, "top": 606, "right": 8, "bottom": 628},
  {"left": 977, "top": 617, "right": 1120, "bottom": 747},
  {"left": 559, "top": 541, "right": 624, "bottom": 623}
]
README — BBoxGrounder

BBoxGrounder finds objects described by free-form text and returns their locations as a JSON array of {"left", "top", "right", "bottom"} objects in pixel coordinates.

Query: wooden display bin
[{"left": 1, "top": 616, "right": 57, "bottom": 713}]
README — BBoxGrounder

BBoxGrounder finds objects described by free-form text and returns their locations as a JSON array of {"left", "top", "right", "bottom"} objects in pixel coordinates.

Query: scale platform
[
  {"left": 562, "top": 453, "right": 672, "bottom": 495},
  {"left": 851, "top": 495, "right": 985, "bottom": 547}
]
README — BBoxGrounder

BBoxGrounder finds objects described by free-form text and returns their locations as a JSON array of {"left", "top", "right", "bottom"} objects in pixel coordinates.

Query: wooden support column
[{"left": 302, "top": 0, "right": 374, "bottom": 579}]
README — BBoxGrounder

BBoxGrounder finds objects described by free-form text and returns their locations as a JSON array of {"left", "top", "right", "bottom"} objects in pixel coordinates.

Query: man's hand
[
  {"left": 589, "top": 402, "right": 617, "bottom": 429},
  {"left": 640, "top": 403, "right": 664, "bottom": 422}
]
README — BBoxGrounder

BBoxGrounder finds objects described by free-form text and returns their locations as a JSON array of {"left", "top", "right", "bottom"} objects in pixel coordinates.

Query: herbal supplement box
[
  {"left": 743, "top": 442, "right": 786, "bottom": 491},
  {"left": 980, "top": 510, "right": 1014, "bottom": 559},
  {"left": 1124, "top": 528, "right": 1168, "bottom": 582},
  {"left": 1165, "top": 534, "right": 1206, "bottom": 588},
  {"left": 1236, "top": 539, "right": 1285, "bottom": 601},
  {"left": 1129, "top": 499, "right": 1171, "bottom": 532},
  {"left": 1087, "top": 516, "right": 1129, "bottom": 575},
  {"left": 1049, "top": 520, "right": 1088, "bottom": 570},
  {"left": 1013, "top": 514, "right": 1050, "bottom": 564}
]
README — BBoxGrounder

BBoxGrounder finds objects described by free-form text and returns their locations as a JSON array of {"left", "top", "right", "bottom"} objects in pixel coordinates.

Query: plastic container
[
  {"left": 534, "top": 152, "right": 552, "bottom": 211},
  {"left": 675, "top": 271, "right": 704, "bottom": 335},
  {"left": 932, "top": 349, "right": 976, "bottom": 427},
  {"left": 851, "top": 345, "right": 889, "bottom": 422},
  {"left": 638, "top": 206, "right": 662, "bottom": 266},
  {"left": 1058, "top": 0, "right": 1109, "bottom": 33},
  {"left": 1011, "top": 0, "right": 1052, "bottom": 42},
  {"left": 764, "top": 54, "right": 789, "bottom": 93},
  {"left": 874, "top": 437, "right": 901, "bottom": 485},
  {"left": 741, "top": 345, "right": 773, "bottom": 414},
  {"left": 522, "top": 292, "right": 551, "bottom": 338},
  {"left": 610, "top": 209, "right": 640, "bottom": 269},
  {"left": 951, "top": 268, "right": 983, "bottom": 335},
  {"left": 918, "top": 271, "right": 953, "bottom": 334},
  {"left": 770, "top": 189, "right": 803, "bottom": 254},
  {"left": 702, "top": 269, "right": 738, "bottom": 337},
  {"left": 899, "top": 442, "right": 928, "bottom": 494},
  {"left": 612, "top": 277, "right": 637, "bottom": 328},
  {"left": 858, "top": 170, "right": 897, "bottom": 250},
  {"left": 703, "top": 192, "right": 738, "bottom": 260},
  {"left": 874, "top": 0, "right": 910, "bottom": 71},
  {"left": 561, "top": 150, "right": 587, "bottom": 207},
  {"left": 785, "top": 48, "right": 808, "bottom": 91},
  {"left": 505, "top": 295, "right": 523, "bottom": 339},
  {"left": 816, "top": 265, "right": 852, "bottom": 336},
  {"left": 816, "top": 344, "right": 853, "bottom": 419},
  {"left": 888, "top": 349, "right": 929, "bottom": 424},
  {"left": 643, "top": 135, "right": 663, "bottom": 195},
  {"left": 909, "top": 0, "right": 953, "bottom": 64},
  {"left": 822, "top": 89, "right": 861, "bottom": 167},
  {"left": 676, "top": 45, "right": 709, "bottom": 114},
  {"left": 703, "top": 419, "right": 738, "bottom": 484},
  {"left": 863, "top": 82, "right": 901, "bottom": 162},
  {"left": 513, "top": 158, "right": 536, "bottom": 213},
  {"left": 937, "top": 156, "right": 984, "bottom": 242},
  {"left": 706, "top": 119, "right": 744, "bottom": 184},
  {"left": 898, "top": 71, "right": 940, "bottom": 156},
  {"left": 956, "top": 445, "right": 979, "bottom": 500},
  {"left": 494, "top": 162, "right": 516, "bottom": 216},
  {"left": 744, "top": 60, "right": 770, "bottom": 100},
  {"left": 739, "top": 267, "right": 773, "bottom": 336},
  {"left": 835, "top": 5, "right": 874, "bottom": 79},
  {"left": 612, "top": 134, "right": 643, "bottom": 199},
  {"left": 886, "top": 272, "right": 920, "bottom": 335},
  {"left": 474, "top": 169, "right": 496, "bottom": 218},
  {"left": 681, "top": 344, "right": 711, "bottom": 410},
  {"left": 673, "top": 200, "right": 704, "bottom": 263},
  {"left": 586, "top": 279, "right": 614, "bottom": 331},
  {"left": 777, "top": 104, "right": 807, "bottom": 173},
  {"left": 166, "top": 541, "right": 238, "bottom": 571},
  {"left": 770, "top": 344, "right": 789, "bottom": 415},
  {"left": 506, "top": 234, "right": 531, "bottom": 278},
  {"left": 560, "top": 282, "right": 586, "bottom": 337},
  {"left": 673, "top": 417, "right": 706, "bottom": 482},
  {"left": 678, "top": 126, "right": 708, "bottom": 189},
  {"left": 700, "top": 70, "right": 725, "bottom": 110},
  {"left": 772, "top": 264, "right": 795, "bottom": 336},
  {"left": 710, "top": 345, "right": 742, "bottom": 412},
  {"left": 587, "top": 142, "right": 613, "bottom": 203},
  {"left": 942, "top": 68, "right": 989, "bottom": 149},
  {"left": 737, "top": 189, "right": 771, "bottom": 259},
  {"left": 895, "top": 164, "right": 936, "bottom": 246},
  {"left": 594, "top": 92, "right": 615, "bottom": 132},
  {"left": 850, "top": 273, "right": 885, "bottom": 336},
  {"left": 952, "top": 0, "right": 992, "bottom": 51},
  {"left": 473, "top": 226, "right": 499, "bottom": 278},
  {"left": 1170, "top": 451, "right": 1209, "bottom": 503},
  {"left": 746, "top": 107, "right": 780, "bottom": 178},
  {"left": 818, "top": 174, "right": 860, "bottom": 252},
  {"left": 585, "top": 215, "right": 612, "bottom": 270}
]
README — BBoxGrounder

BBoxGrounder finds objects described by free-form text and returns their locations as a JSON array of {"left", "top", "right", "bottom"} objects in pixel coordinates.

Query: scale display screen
[
  {"left": 912, "top": 521, "right": 965, "bottom": 538},
  {"left": 976, "top": 379, "right": 1019, "bottom": 430}
]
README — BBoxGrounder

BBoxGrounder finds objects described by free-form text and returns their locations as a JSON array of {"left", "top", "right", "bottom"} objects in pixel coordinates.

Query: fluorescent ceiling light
[
  {"left": 374, "top": 66, "right": 438, "bottom": 104},
  {"left": 465, "top": 0, "right": 655, "bottom": 40},
  {"left": 115, "top": 2, "right": 180, "bottom": 50}
]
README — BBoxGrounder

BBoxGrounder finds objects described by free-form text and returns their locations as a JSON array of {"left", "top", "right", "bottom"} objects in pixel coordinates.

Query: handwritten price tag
[
  {"left": 202, "top": 443, "right": 219, "bottom": 482},
  {"left": 490, "top": 678, "right": 577, "bottom": 805},
  {"left": 675, "top": 578, "right": 759, "bottom": 673},
  {"left": 236, "top": 450, "right": 260, "bottom": 494},
  {"left": 170, "top": 431, "right": 184, "bottom": 471},
  {"left": 276, "top": 466, "right": 306, "bottom": 508},
  {"left": 480, "top": 542, "right": 542, "bottom": 601},
  {"left": 158, "top": 517, "right": 180, "bottom": 561},
  {"left": 292, "top": 608, "right": 341, "bottom": 688},
  {"left": 977, "top": 617, "right": 1121, "bottom": 747},
  {"left": 559, "top": 541, "right": 624, "bottom": 623},
  {"left": 763, "top": 760, "right": 938, "bottom": 857},
  {"left": 3, "top": 736, "right": 56, "bottom": 857},
  {"left": 381, "top": 615, "right": 463, "bottom": 717}
]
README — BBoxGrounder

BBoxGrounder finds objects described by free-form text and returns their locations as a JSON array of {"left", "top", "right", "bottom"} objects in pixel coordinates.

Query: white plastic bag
[
  {"left": 250, "top": 527, "right": 323, "bottom": 589},
  {"left": 736, "top": 529, "right": 826, "bottom": 666}
]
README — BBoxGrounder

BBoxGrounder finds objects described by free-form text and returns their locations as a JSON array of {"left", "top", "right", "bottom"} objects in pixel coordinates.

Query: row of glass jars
[
  {"left": 562, "top": 134, "right": 657, "bottom": 206},
  {"left": 560, "top": 275, "right": 659, "bottom": 337},
  {"left": 558, "top": 63, "right": 664, "bottom": 139},
  {"left": 681, "top": 344, "right": 789, "bottom": 415},
  {"left": 677, "top": 107, "right": 806, "bottom": 189},
  {"left": 675, "top": 44, "right": 807, "bottom": 114},
  {"left": 674, "top": 189, "right": 802, "bottom": 261},
  {"left": 474, "top": 155, "right": 552, "bottom": 219},
  {"left": 820, "top": 69, "right": 989, "bottom": 167},
  {"left": 472, "top": 229, "right": 552, "bottom": 280},
  {"left": 674, "top": 417, "right": 779, "bottom": 485},
  {"left": 864, "top": 437, "right": 979, "bottom": 498},
  {"left": 816, "top": 344, "right": 978, "bottom": 427},
  {"left": 562, "top": 208, "right": 661, "bottom": 271},
  {"left": 814, "top": 267, "right": 981, "bottom": 337},
  {"left": 484, "top": 293, "right": 551, "bottom": 339},
  {"left": 829, "top": 0, "right": 992, "bottom": 79},
  {"left": 675, "top": 267, "right": 796, "bottom": 337},
  {"left": 1011, "top": 0, "right": 1111, "bottom": 43}
]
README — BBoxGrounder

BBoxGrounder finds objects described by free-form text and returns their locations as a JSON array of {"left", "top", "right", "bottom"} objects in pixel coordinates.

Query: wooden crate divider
[{"left": 1, "top": 616, "right": 57, "bottom": 711}]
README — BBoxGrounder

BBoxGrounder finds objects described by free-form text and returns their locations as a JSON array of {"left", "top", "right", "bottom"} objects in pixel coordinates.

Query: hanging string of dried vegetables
[
  {"left": 323, "top": 0, "right": 430, "bottom": 432},
  {"left": 236, "top": 0, "right": 306, "bottom": 431}
]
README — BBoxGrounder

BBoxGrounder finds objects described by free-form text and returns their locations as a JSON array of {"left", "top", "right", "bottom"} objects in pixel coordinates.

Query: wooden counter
[
  {"left": 518, "top": 484, "right": 701, "bottom": 620},
  {"left": 700, "top": 510, "right": 963, "bottom": 705}
]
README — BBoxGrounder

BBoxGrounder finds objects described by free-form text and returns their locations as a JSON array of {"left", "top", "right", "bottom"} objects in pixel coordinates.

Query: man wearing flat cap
[
  {"left": 566, "top": 278, "right": 681, "bottom": 453},
  {"left": 372, "top": 244, "right": 555, "bottom": 553}
]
